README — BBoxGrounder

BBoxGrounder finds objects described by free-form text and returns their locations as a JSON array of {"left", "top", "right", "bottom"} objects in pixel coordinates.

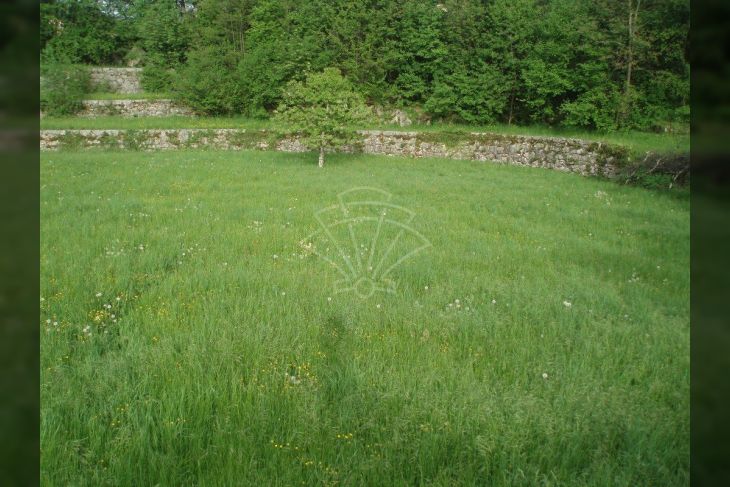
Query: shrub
[
  {"left": 137, "top": 0, "right": 189, "bottom": 93},
  {"left": 141, "top": 64, "right": 175, "bottom": 93},
  {"left": 40, "top": 0, "right": 131, "bottom": 65},
  {"left": 41, "top": 64, "right": 90, "bottom": 116},
  {"left": 175, "top": 47, "right": 244, "bottom": 115},
  {"left": 425, "top": 67, "right": 508, "bottom": 125},
  {"left": 561, "top": 89, "right": 620, "bottom": 132},
  {"left": 619, "top": 152, "right": 690, "bottom": 189}
]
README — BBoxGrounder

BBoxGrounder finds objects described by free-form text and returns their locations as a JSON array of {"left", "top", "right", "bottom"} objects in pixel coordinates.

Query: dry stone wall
[
  {"left": 89, "top": 68, "right": 142, "bottom": 93},
  {"left": 78, "top": 99, "right": 194, "bottom": 117},
  {"left": 359, "top": 131, "right": 626, "bottom": 177},
  {"left": 40, "top": 129, "right": 630, "bottom": 177}
]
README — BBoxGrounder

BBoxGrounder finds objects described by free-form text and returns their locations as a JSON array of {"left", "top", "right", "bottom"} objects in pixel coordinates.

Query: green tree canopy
[{"left": 40, "top": 0, "right": 690, "bottom": 131}]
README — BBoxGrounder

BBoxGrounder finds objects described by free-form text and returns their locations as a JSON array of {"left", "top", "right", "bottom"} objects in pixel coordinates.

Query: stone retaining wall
[
  {"left": 78, "top": 99, "right": 194, "bottom": 117},
  {"left": 89, "top": 67, "right": 142, "bottom": 93},
  {"left": 40, "top": 129, "right": 630, "bottom": 177}
]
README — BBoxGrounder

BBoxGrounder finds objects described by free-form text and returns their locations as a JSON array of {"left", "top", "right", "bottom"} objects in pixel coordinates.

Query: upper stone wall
[
  {"left": 89, "top": 67, "right": 142, "bottom": 94},
  {"left": 77, "top": 99, "right": 194, "bottom": 117}
]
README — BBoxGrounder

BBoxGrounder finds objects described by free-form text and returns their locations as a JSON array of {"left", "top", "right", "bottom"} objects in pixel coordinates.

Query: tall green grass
[{"left": 41, "top": 150, "right": 689, "bottom": 485}]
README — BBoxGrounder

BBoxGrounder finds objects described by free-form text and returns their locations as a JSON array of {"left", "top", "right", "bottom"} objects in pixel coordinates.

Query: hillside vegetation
[{"left": 42, "top": 0, "right": 689, "bottom": 132}]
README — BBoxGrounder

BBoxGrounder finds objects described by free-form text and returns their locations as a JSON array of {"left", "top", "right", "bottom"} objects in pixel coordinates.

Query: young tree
[{"left": 274, "top": 67, "right": 371, "bottom": 167}]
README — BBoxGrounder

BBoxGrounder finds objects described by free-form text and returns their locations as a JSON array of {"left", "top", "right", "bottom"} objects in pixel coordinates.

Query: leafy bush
[
  {"left": 176, "top": 48, "right": 244, "bottom": 115},
  {"left": 141, "top": 64, "right": 175, "bottom": 93},
  {"left": 619, "top": 152, "right": 690, "bottom": 189},
  {"left": 41, "top": 64, "right": 90, "bottom": 116},
  {"left": 137, "top": 0, "right": 189, "bottom": 93},
  {"left": 561, "top": 89, "right": 620, "bottom": 131},
  {"left": 40, "top": 0, "right": 132, "bottom": 65},
  {"left": 425, "top": 67, "right": 508, "bottom": 124}
]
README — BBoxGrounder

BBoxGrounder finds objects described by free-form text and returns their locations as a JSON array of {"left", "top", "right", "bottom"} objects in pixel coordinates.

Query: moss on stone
[
  {"left": 59, "top": 132, "right": 87, "bottom": 151},
  {"left": 588, "top": 141, "right": 631, "bottom": 167},
  {"left": 123, "top": 130, "right": 146, "bottom": 151}
]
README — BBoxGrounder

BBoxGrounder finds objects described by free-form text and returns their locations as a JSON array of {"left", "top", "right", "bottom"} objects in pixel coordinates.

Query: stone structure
[
  {"left": 389, "top": 110, "right": 412, "bottom": 127},
  {"left": 77, "top": 99, "right": 194, "bottom": 117},
  {"left": 89, "top": 67, "right": 142, "bottom": 94},
  {"left": 39, "top": 128, "right": 631, "bottom": 178}
]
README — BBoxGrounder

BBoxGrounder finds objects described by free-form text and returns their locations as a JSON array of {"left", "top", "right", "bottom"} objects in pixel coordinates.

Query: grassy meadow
[{"left": 41, "top": 150, "right": 689, "bottom": 485}]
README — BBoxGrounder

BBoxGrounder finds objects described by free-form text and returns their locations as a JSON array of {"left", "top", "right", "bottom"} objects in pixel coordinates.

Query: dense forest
[{"left": 40, "top": 0, "right": 690, "bottom": 131}]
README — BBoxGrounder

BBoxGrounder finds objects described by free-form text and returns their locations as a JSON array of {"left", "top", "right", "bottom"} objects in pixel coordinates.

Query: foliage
[
  {"left": 619, "top": 151, "right": 690, "bottom": 189},
  {"left": 273, "top": 68, "right": 371, "bottom": 165},
  {"left": 40, "top": 0, "right": 133, "bottom": 65},
  {"left": 137, "top": 0, "right": 189, "bottom": 91},
  {"left": 40, "top": 0, "right": 690, "bottom": 131},
  {"left": 140, "top": 65, "right": 175, "bottom": 93},
  {"left": 176, "top": 46, "right": 245, "bottom": 115},
  {"left": 425, "top": 65, "right": 508, "bottom": 124},
  {"left": 40, "top": 63, "right": 90, "bottom": 116}
]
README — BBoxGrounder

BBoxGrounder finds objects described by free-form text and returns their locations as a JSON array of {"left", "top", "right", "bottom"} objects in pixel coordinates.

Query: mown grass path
[{"left": 41, "top": 150, "right": 689, "bottom": 485}]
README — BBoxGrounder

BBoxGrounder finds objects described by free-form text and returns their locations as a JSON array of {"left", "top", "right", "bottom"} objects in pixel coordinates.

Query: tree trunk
[{"left": 318, "top": 146, "right": 325, "bottom": 168}]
